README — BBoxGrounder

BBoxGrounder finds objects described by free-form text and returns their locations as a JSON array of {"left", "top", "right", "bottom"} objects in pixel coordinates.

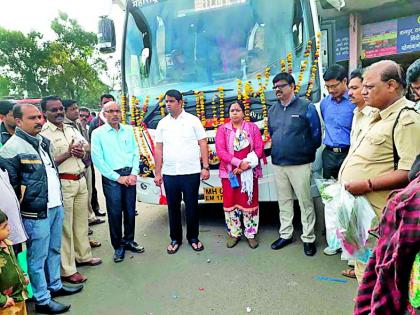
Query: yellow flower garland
[
  {"left": 121, "top": 95, "right": 126, "bottom": 124},
  {"left": 218, "top": 87, "right": 225, "bottom": 126}
]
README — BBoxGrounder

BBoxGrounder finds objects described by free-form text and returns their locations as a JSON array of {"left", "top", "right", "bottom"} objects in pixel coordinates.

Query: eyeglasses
[
  {"left": 47, "top": 106, "right": 64, "bottom": 113},
  {"left": 273, "top": 83, "right": 289, "bottom": 90},
  {"left": 325, "top": 82, "right": 342, "bottom": 90},
  {"left": 104, "top": 109, "right": 121, "bottom": 114}
]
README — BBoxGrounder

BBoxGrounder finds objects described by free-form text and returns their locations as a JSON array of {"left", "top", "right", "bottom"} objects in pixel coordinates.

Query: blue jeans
[
  {"left": 102, "top": 168, "right": 136, "bottom": 250},
  {"left": 23, "top": 205, "right": 64, "bottom": 305}
]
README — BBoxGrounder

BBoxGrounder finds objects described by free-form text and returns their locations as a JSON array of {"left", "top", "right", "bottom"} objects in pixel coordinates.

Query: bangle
[{"left": 367, "top": 179, "right": 374, "bottom": 192}]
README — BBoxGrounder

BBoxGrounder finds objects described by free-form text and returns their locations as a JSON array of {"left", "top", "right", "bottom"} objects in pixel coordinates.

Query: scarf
[{"left": 241, "top": 151, "right": 259, "bottom": 204}]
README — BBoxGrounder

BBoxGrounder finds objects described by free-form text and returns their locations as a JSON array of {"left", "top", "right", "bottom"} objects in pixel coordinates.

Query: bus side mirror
[{"left": 98, "top": 16, "right": 116, "bottom": 53}]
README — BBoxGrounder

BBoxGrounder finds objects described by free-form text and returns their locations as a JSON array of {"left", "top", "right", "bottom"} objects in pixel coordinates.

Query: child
[{"left": 0, "top": 209, "right": 28, "bottom": 315}]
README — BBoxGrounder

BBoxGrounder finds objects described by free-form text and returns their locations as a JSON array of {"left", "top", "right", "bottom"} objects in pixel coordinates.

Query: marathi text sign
[
  {"left": 397, "top": 14, "right": 420, "bottom": 54},
  {"left": 335, "top": 28, "right": 349, "bottom": 62}
]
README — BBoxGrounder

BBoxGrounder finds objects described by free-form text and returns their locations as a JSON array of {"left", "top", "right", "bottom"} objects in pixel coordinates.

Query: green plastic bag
[
  {"left": 17, "top": 249, "right": 33, "bottom": 298},
  {"left": 409, "top": 252, "right": 420, "bottom": 309}
]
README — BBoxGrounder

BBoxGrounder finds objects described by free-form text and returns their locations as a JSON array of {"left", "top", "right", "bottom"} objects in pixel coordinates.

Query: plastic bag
[
  {"left": 315, "top": 178, "right": 341, "bottom": 251},
  {"left": 336, "top": 185, "right": 377, "bottom": 263},
  {"left": 17, "top": 249, "right": 33, "bottom": 298}
]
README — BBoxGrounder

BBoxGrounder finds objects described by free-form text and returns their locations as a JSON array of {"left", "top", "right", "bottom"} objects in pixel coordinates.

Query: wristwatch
[{"left": 202, "top": 165, "right": 210, "bottom": 171}]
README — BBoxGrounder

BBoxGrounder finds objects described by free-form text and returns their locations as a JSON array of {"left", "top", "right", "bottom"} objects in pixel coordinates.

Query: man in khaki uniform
[
  {"left": 41, "top": 96, "right": 102, "bottom": 284},
  {"left": 348, "top": 69, "right": 377, "bottom": 146},
  {"left": 339, "top": 60, "right": 420, "bottom": 282},
  {"left": 63, "top": 100, "right": 105, "bottom": 229}
]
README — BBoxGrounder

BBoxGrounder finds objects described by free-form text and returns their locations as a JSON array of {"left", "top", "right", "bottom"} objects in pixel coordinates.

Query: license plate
[{"left": 203, "top": 187, "right": 223, "bottom": 203}]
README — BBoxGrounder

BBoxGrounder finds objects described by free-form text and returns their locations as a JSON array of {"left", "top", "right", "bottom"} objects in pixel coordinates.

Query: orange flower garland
[
  {"left": 211, "top": 97, "right": 218, "bottom": 127},
  {"left": 158, "top": 94, "right": 166, "bottom": 117},
  {"left": 130, "top": 96, "right": 136, "bottom": 125},
  {"left": 199, "top": 91, "right": 206, "bottom": 127},
  {"left": 280, "top": 59, "right": 286, "bottom": 73},
  {"left": 218, "top": 87, "right": 225, "bottom": 126},
  {"left": 121, "top": 95, "right": 127, "bottom": 124},
  {"left": 306, "top": 32, "right": 321, "bottom": 99},
  {"left": 287, "top": 52, "right": 293, "bottom": 74}
]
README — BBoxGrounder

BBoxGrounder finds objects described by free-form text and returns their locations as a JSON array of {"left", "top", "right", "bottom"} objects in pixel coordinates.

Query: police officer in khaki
[
  {"left": 41, "top": 96, "right": 102, "bottom": 284},
  {"left": 339, "top": 60, "right": 420, "bottom": 282}
]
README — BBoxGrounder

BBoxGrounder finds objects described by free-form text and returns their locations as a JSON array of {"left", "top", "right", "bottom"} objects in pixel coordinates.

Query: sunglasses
[
  {"left": 273, "top": 83, "right": 289, "bottom": 90},
  {"left": 79, "top": 114, "right": 89, "bottom": 118}
]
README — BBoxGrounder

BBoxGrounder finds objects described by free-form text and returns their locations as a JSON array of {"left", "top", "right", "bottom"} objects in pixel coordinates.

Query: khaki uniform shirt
[
  {"left": 41, "top": 121, "right": 86, "bottom": 175},
  {"left": 339, "top": 97, "right": 420, "bottom": 214},
  {"left": 350, "top": 106, "right": 377, "bottom": 146}
]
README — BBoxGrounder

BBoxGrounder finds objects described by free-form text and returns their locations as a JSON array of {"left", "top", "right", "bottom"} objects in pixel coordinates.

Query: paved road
[{"left": 40, "top": 197, "right": 358, "bottom": 315}]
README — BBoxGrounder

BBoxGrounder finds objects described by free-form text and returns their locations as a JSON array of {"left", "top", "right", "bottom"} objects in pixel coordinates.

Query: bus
[{"left": 99, "top": 0, "right": 326, "bottom": 205}]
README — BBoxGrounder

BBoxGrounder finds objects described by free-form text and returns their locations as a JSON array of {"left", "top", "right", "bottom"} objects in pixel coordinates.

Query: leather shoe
[
  {"left": 76, "top": 257, "right": 102, "bottom": 267},
  {"left": 94, "top": 209, "right": 106, "bottom": 217},
  {"left": 124, "top": 241, "right": 145, "bottom": 253},
  {"left": 35, "top": 299, "right": 71, "bottom": 314},
  {"left": 89, "top": 218, "right": 105, "bottom": 226},
  {"left": 114, "top": 247, "right": 125, "bottom": 263},
  {"left": 51, "top": 283, "right": 84, "bottom": 297},
  {"left": 62, "top": 272, "right": 87, "bottom": 284},
  {"left": 271, "top": 237, "right": 293, "bottom": 250},
  {"left": 303, "top": 242, "right": 317, "bottom": 256}
]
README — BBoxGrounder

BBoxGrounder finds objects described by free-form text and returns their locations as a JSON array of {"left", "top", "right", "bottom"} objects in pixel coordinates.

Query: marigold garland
[
  {"left": 218, "top": 87, "right": 225, "bottom": 126},
  {"left": 130, "top": 96, "right": 136, "bottom": 125},
  {"left": 306, "top": 32, "right": 321, "bottom": 99},
  {"left": 121, "top": 95, "right": 127, "bottom": 124},
  {"left": 287, "top": 52, "right": 293, "bottom": 74},
  {"left": 133, "top": 125, "right": 155, "bottom": 177},
  {"left": 259, "top": 85, "right": 270, "bottom": 142},
  {"left": 158, "top": 94, "right": 165, "bottom": 117},
  {"left": 211, "top": 97, "right": 218, "bottom": 127},
  {"left": 280, "top": 59, "right": 286, "bottom": 73},
  {"left": 199, "top": 91, "right": 206, "bottom": 127}
]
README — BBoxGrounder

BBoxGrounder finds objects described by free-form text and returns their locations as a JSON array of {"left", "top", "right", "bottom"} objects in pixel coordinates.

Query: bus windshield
[{"left": 124, "top": 0, "right": 318, "bottom": 104}]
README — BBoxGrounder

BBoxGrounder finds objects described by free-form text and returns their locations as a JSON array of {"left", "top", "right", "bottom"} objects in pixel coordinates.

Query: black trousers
[
  {"left": 90, "top": 164, "right": 101, "bottom": 212},
  {"left": 163, "top": 173, "right": 201, "bottom": 243},
  {"left": 102, "top": 168, "right": 136, "bottom": 250},
  {"left": 322, "top": 148, "right": 348, "bottom": 179}
]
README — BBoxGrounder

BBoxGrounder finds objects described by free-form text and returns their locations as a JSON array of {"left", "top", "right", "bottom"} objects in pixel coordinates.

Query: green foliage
[
  {"left": 0, "top": 12, "right": 110, "bottom": 107},
  {"left": 0, "top": 76, "right": 12, "bottom": 97}
]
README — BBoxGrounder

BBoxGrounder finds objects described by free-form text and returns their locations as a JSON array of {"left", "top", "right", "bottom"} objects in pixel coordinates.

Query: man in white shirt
[{"left": 154, "top": 90, "right": 210, "bottom": 254}]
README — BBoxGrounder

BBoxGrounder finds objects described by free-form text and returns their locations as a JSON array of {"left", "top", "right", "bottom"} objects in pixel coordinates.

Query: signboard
[
  {"left": 194, "top": 0, "right": 247, "bottom": 11},
  {"left": 397, "top": 14, "right": 420, "bottom": 54},
  {"left": 335, "top": 28, "right": 349, "bottom": 61},
  {"left": 362, "top": 14, "right": 420, "bottom": 59},
  {"left": 362, "top": 19, "right": 398, "bottom": 59}
]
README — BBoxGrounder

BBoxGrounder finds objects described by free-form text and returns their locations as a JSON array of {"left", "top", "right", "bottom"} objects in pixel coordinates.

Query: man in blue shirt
[
  {"left": 320, "top": 64, "right": 356, "bottom": 179},
  {"left": 91, "top": 101, "right": 144, "bottom": 263},
  {"left": 268, "top": 72, "right": 322, "bottom": 256}
]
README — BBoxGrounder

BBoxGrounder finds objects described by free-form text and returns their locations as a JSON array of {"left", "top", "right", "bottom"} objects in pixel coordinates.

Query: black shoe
[
  {"left": 94, "top": 209, "right": 106, "bottom": 217},
  {"left": 135, "top": 210, "right": 139, "bottom": 216},
  {"left": 88, "top": 218, "right": 106, "bottom": 226},
  {"left": 271, "top": 237, "right": 293, "bottom": 250},
  {"left": 124, "top": 241, "right": 145, "bottom": 253},
  {"left": 113, "top": 247, "right": 125, "bottom": 263},
  {"left": 51, "top": 283, "right": 84, "bottom": 297},
  {"left": 35, "top": 299, "right": 71, "bottom": 314},
  {"left": 88, "top": 228, "right": 93, "bottom": 236},
  {"left": 303, "top": 242, "right": 317, "bottom": 256}
]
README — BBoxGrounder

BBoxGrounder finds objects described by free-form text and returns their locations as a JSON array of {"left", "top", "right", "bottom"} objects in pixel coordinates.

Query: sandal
[
  {"left": 167, "top": 240, "right": 181, "bottom": 254},
  {"left": 341, "top": 268, "right": 356, "bottom": 279},
  {"left": 188, "top": 238, "right": 204, "bottom": 252}
]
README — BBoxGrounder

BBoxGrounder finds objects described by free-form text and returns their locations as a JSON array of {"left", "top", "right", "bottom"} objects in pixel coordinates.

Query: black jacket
[
  {"left": 0, "top": 128, "right": 60, "bottom": 219},
  {"left": 0, "top": 122, "right": 12, "bottom": 145},
  {"left": 268, "top": 96, "right": 322, "bottom": 166}
]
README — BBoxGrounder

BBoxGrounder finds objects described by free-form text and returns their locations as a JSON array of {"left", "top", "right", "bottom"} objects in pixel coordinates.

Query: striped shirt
[{"left": 355, "top": 175, "right": 420, "bottom": 315}]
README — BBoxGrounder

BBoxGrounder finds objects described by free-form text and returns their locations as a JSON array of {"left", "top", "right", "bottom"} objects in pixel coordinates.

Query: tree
[
  {"left": 0, "top": 76, "right": 12, "bottom": 97},
  {"left": 0, "top": 12, "right": 110, "bottom": 107}
]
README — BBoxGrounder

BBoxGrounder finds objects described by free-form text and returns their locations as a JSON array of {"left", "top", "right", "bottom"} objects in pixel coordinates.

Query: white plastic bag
[
  {"left": 315, "top": 179, "right": 341, "bottom": 251},
  {"left": 336, "top": 186, "right": 377, "bottom": 263}
]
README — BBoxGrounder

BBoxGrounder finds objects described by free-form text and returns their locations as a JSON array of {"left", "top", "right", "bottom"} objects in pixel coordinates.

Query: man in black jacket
[
  {"left": 268, "top": 72, "right": 322, "bottom": 256},
  {"left": 0, "top": 104, "right": 82, "bottom": 314},
  {"left": 0, "top": 100, "right": 16, "bottom": 145}
]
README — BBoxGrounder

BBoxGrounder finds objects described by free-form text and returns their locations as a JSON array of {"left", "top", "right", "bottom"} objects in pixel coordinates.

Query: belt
[
  {"left": 59, "top": 172, "right": 85, "bottom": 181},
  {"left": 325, "top": 146, "right": 350, "bottom": 153},
  {"left": 115, "top": 167, "right": 132, "bottom": 173}
]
